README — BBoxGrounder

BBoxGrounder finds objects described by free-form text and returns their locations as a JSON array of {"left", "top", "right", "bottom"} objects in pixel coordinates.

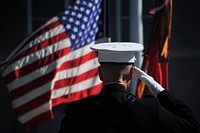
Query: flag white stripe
[
  {"left": 52, "top": 75, "right": 101, "bottom": 99},
  {"left": 18, "top": 101, "right": 51, "bottom": 124},
  {"left": 7, "top": 43, "right": 94, "bottom": 91},
  {"left": 0, "top": 17, "right": 59, "bottom": 67}
]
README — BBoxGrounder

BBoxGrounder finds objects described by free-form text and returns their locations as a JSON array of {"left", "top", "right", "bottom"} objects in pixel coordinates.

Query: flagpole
[
  {"left": 116, "top": 0, "right": 122, "bottom": 42},
  {"left": 64, "top": 0, "right": 69, "bottom": 8},
  {"left": 96, "top": 0, "right": 111, "bottom": 43},
  {"left": 129, "top": 0, "right": 144, "bottom": 94},
  {"left": 26, "top": 0, "right": 32, "bottom": 34},
  {"left": 104, "top": 0, "right": 111, "bottom": 42}
]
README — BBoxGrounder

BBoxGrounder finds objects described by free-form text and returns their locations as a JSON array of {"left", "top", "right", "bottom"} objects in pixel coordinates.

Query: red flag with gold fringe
[{"left": 136, "top": 0, "right": 172, "bottom": 98}]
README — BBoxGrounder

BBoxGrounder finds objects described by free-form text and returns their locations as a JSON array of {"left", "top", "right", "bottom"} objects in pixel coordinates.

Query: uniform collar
[{"left": 98, "top": 82, "right": 129, "bottom": 96}]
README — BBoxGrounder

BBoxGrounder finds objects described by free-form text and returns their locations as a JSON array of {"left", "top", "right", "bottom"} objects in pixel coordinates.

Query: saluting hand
[{"left": 134, "top": 67, "right": 165, "bottom": 96}]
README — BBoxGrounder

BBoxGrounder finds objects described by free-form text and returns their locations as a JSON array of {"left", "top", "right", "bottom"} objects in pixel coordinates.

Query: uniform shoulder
[
  {"left": 64, "top": 95, "right": 98, "bottom": 112},
  {"left": 131, "top": 95, "right": 160, "bottom": 111}
]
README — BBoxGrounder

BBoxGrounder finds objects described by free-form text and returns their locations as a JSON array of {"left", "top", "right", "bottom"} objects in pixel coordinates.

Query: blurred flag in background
[
  {"left": 136, "top": 0, "right": 173, "bottom": 98},
  {"left": 0, "top": 0, "right": 104, "bottom": 130}
]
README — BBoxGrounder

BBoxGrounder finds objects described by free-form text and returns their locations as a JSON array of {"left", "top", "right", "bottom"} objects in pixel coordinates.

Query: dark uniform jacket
[{"left": 59, "top": 83, "right": 200, "bottom": 133}]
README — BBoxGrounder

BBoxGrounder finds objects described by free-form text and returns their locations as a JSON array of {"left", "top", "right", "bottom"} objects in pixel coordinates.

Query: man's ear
[
  {"left": 98, "top": 66, "right": 103, "bottom": 81},
  {"left": 129, "top": 66, "right": 134, "bottom": 80}
]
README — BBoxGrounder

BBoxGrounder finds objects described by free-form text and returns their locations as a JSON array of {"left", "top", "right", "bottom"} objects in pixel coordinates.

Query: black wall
[{"left": 169, "top": 0, "right": 200, "bottom": 120}]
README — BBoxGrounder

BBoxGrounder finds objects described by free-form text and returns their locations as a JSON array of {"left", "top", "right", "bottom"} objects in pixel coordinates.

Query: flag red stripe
[
  {"left": 52, "top": 83, "right": 102, "bottom": 107},
  {"left": 13, "top": 32, "right": 68, "bottom": 63},
  {"left": 14, "top": 91, "right": 51, "bottom": 116},
  {"left": 4, "top": 47, "right": 71, "bottom": 84},
  {"left": 53, "top": 67, "right": 99, "bottom": 90},
  {"left": 10, "top": 51, "right": 97, "bottom": 100}
]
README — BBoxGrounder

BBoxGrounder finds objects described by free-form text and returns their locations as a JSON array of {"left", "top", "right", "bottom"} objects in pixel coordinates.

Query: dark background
[{"left": 0, "top": 0, "right": 200, "bottom": 132}]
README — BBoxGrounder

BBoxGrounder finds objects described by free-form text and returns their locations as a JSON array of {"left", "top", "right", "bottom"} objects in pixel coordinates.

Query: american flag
[{"left": 0, "top": 0, "right": 103, "bottom": 129}]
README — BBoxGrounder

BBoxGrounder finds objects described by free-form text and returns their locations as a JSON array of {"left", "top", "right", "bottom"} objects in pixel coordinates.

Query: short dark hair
[{"left": 99, "top": 62, "right": 135, "bottom": 66}]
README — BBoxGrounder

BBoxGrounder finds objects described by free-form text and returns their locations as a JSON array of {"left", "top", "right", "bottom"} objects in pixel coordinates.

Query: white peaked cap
[{"left": 90, "top": 42, "right": 144, "bottom": 63}]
